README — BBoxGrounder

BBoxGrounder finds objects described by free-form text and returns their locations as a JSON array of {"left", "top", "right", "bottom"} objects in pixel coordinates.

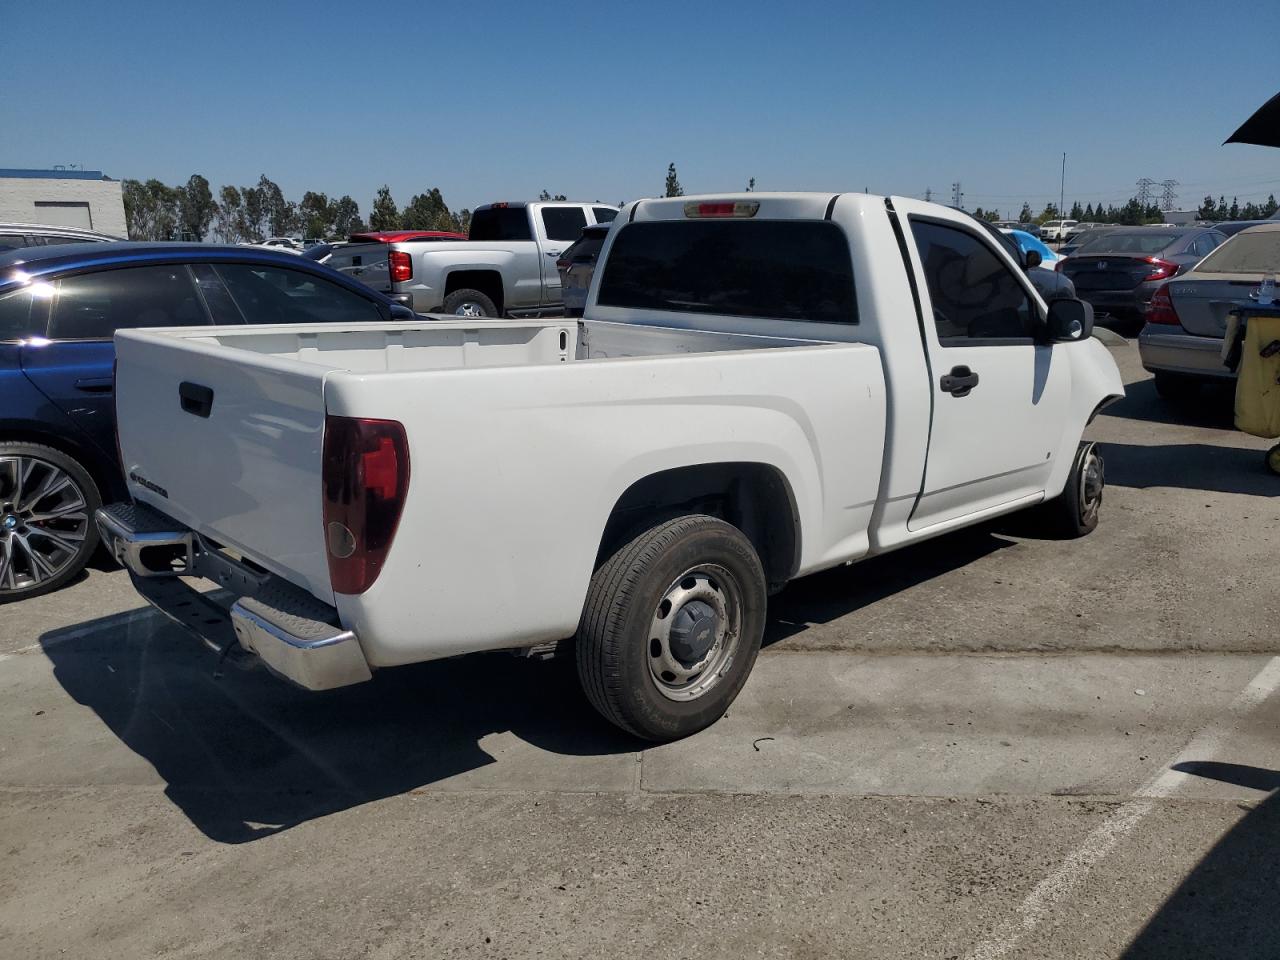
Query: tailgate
[
  {"left": 114, "top": 328, "right": 334, "bottom": 602},
  {"left": 326, "top": 242, "right": 391, "bottom": 293}
]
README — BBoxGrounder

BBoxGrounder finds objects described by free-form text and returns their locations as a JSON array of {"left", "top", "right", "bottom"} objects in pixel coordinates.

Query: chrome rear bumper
[{"left": 95, "top": 502, "right": 371, "bottom": 691}]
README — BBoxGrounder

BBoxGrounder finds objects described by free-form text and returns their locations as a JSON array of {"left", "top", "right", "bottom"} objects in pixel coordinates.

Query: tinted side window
[
  {"left": 597, "top": 220, "right": 857, "bottom": 324},
  {"left": 468, "top": 207, "right": 533, "bottom": 241},
  {"left": 541, "top": 207, "right": 588, "bottom": 242},
  {"left": 0, "top": 287, "right": 48, "bottom": 339},
  {"left": 50, "top": 266, "right": 208, "bottom": 340},
  {"left": 215, "top": 264, "right": 383, "bottom": 324},
  {"left": 592, "top": 207, "right": 618, "bottom": 224},
  {"left": 190, "top": 263, "right": 244, "bottom": 323},
  {"left": 911, "top": 220, "right": 1033, "bottom": 343},
  {"left": 0, "top": 233, "right": 29, "bottom": 252}
]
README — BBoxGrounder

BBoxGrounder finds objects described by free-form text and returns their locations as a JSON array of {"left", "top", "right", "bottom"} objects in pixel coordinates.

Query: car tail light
[
  {"left": 683, "top": 201, "right": 760, "bottom": 218},
  {"left": 1141, "top": 257, "right": 1179, "bottom": 282},
  {"left": 556, "top": 258, "right": 570, "bottom": 271},
  {"left": 389, "top": 250, "right": 413, "bottom": 283},
  {"left": 1146, "top": 284, "right": 1182, "bottom": 326},
  {"left": 322, "top": 416, "right": 410, "bottom": 594}
]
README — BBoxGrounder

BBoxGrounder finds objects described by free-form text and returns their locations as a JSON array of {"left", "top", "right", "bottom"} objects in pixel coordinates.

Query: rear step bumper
[{"left": 95, "top": 502, "right": 372, "bottom": 691}]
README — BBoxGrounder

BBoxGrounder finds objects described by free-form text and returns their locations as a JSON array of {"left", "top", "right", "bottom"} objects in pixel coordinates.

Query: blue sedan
[{"left": 0, "top": 243, "right": 416, "bottom": 602}]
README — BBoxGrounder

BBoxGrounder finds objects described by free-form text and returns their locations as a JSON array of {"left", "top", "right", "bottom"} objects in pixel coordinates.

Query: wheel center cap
[
  {"left": 669, "top": 600, "right": 719, "bottom": 665},
  {"left": 2, "top": 515, "right": 17, "bottom": 532}
]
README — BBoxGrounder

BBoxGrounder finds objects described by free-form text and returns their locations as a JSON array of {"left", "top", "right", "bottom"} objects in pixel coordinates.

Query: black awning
[{"left": 1225, "top": 91, "right": 1280, "bottom": 148}]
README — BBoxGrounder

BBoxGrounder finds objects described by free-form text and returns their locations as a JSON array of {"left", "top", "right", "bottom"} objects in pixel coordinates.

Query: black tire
[
  {"left": 0, "top": 442, "right": 101, "bottom": 603},
  {"left": 1266, "top": 444, "right": 1280, "bottom": 477},
  {"left": 576, "top": 514, "right": 767, "bottom": 742},
  {"left": 1152, "top": 371, "right": 1201, "bottom": 402},
  {"left": 1037, "top": 440, "right": 1104, "bottom": 539},
  {"left": 442, "top": 288, "right": 498, "bottom": 318}
]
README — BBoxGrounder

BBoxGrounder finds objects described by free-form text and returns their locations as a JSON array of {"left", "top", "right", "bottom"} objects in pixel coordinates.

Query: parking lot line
[
  {"left": 7, "top": 607, "right": 159, "bottom": 657},
  {"left": 964, "top": 655, "right": 1280, "bottom": 960}
]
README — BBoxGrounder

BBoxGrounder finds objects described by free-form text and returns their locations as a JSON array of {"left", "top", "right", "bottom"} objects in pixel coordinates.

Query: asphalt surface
[{"left": 1, "top": 340, "right": 1278, "bottom": 959}]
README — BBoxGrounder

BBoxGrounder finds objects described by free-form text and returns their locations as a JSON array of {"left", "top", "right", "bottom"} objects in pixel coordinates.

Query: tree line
[
  {"left": 971, "top": 193, "right": 1279, "bottom": 227},
  {"left": 122, "top": 175, "right": 473, "bottom": 242}
]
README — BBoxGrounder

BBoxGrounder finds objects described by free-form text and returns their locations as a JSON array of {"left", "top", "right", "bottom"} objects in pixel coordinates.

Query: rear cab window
[{"left": 596, "top": 219, "right": 857, "bottom": 324}]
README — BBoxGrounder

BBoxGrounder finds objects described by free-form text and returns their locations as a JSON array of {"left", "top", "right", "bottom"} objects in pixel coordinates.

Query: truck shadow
[
  {"left": 1120, "top": 763, "right": 1280, "bottom": 958},
  {"left": 39, "top": 616, "right": 634, "bottom": 845},
  {"left": 1100, "top": 442, "right": 1276, "bottom": 497},
  {"left": 1099, "top": 376, "right": 1237, "bottom": 429}
]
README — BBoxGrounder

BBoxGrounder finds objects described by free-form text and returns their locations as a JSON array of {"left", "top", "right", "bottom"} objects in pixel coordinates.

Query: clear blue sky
[{"left": 4, "top": 0, "right": 1278, "bottom": 218}]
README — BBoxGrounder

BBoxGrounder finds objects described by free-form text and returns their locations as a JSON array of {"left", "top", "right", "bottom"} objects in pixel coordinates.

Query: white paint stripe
[
  {"left": 965, "top": 655, "right": 1280, "bottom": 960},
  {"left": 6, "top": 608, "right": 159, "bottom": 657}
]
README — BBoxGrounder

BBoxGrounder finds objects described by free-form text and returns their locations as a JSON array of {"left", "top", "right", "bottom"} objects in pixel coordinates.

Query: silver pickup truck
[{"left": 330, "top": 201, "right": 618, "bottom": 317}]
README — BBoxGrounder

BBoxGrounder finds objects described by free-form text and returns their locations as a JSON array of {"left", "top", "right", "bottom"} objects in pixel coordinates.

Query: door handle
[
  {"left": 74, "top": 377, "right": 114, "bottom": 393},
  {"left": 179, "top": 381, "right": 214, "bottom": 418},
  {"left": 545, "top": 251, "right": 562, "bottom": 257},
  {"left": 940, "top": 365, "right": 980, "bottom": 397}
]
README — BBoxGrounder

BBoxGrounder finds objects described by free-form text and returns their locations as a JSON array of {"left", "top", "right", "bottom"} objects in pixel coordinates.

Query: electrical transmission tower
[
  {"left": 951, "top": 182, "right": 963, "bottom": 209},
  {"left": 1135, "top": 177, "right": 1155, "bottom": 207},
  {"left": 1158, "top": 179, "right": 1179, "bottom": 212},
  {"left": 924, "top": 187, "right": 933, "bottom": 202}
]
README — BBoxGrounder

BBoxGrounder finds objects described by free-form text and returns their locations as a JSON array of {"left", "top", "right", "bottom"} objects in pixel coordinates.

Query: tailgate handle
[{"left": 179, "top": 381, "right": 214, "bottom": 418}]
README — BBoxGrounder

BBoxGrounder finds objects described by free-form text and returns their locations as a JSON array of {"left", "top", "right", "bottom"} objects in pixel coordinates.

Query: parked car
[
  {"left": 971, "top": 218, "right": 1077, "bottom": 300},
  {"left": 0, "top": 242, "right": 416, "bottom": 602},
  {"left": 1003, "top": 228, "right": 1063, "bottom": 270},
  {"left": 1139, "top": 223, "right": 1280, "bottom": 399},
  {"left": 1056, "top": 227, "right": 1116, "bottom": 259},
  {"left": 1209, "top": 219, "right": 1273, "bottom": 238},
  {"left": 1058, "top": 226, "right": 1227, "bottom": 331},
  {"left": 0, "top": 222, "right": 120, "bottom": 252},
  {"left": 1040, "top": 220, "right": 1079, "bottom": 243},
  {"left": 556, "top": 223, "right": 612, "bottom": 316},
  {"left": 330, "top": 201, "right": 620, "bottom": 317},
  {"left": 99, "top": 192, "right": 1122, "bottom": 741}
]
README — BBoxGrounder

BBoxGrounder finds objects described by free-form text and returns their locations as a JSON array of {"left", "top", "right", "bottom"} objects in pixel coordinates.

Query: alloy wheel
[{"left": 0, "top": 456, "right": 90, "bottom": 594}]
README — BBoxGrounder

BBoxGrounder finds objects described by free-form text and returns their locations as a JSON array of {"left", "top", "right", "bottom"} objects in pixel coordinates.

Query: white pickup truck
[{"left": 98, "top": 193, "right": 1124, "bottom": 741}]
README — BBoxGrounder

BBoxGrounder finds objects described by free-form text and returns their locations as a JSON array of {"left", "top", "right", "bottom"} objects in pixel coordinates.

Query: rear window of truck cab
[{"left": 595, "top": 220, "right": 857, "bottom": 324}]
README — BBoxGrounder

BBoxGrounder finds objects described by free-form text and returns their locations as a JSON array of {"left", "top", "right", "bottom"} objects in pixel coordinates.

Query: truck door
[
  {"left": 891, "top": 200, "right": 1071, "bottom": 530},
  {"left": 534, "top": 205, "right": 588, "bottom": 306}
]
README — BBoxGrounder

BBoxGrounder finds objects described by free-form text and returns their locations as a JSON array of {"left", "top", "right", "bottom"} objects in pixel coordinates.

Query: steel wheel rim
[
  {"left": 647, "top": 563, "right": 743, "bottom": 702},
  {"left": 454, "top": 301, "right": 485, "bottom": 317},
  {"left": 0, "top": 456, "right": 89, "bottom": 593},
  {"left": 1079, "top": 445, "right": 1104, "bottom": 522}
]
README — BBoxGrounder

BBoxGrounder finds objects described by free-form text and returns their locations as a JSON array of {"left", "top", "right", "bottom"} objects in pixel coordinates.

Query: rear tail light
[
  {"left": 1141, "top": 257, "right": 1179, "bottom": 282},
  {"left": 389, "top": 250, "right": 413, "bottom": 283},
  {"left": 322, "top": 416, "right": 410, "bottom": 594},
  {"left": 1146, "top": 284, "right": 1182, "bottom": 326},
  {"left": 683, "top": 201, "right": 760, "bottom": 218}
]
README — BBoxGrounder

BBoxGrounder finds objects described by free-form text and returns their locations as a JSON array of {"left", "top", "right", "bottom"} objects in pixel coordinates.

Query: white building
[{"left": 0, "top": 168, "right": 128, "bottom": 236}]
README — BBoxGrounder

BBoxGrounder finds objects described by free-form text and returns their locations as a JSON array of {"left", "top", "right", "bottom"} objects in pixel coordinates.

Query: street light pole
[{"left": 1060, "top": 152, "right": 1066, "bottom": 220}]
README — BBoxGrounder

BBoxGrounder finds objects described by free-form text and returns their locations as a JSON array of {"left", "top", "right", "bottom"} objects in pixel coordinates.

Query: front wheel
[
  {"left": 576, "top": 514, "right": 767, "bottom": 741},
  {"left": 442, "top": 288, "right": 498, "bottom": 318},
  {"left": 0, "top": 443, "right": 101, "bottom": 603},
  {"left": 1038, "top": 441, "right": 1104, "bottom": 538}
]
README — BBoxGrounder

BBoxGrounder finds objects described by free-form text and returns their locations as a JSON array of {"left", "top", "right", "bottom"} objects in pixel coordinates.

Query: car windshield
[
  {"left": 1194, "top": 230, "right": 1280, "bottom": 275},
  {"left": 1077, "top": 233, "right": 1178, "bottom": 255}
]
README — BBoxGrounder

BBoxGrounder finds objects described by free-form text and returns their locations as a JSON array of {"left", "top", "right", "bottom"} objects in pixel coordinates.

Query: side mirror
[
  {"left": 1045, "top": 297, "right": 1094, "bottom": 342},
  {"left": 1025, "top": 249, "right": 1043, "bottom": 269}
]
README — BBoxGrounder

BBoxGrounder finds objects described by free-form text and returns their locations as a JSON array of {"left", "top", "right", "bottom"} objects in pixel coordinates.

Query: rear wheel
[
  {"left": 0, "top": 443, "right": 100, "bottom": 603},
  {"left": 576, "top": 514, "right": 767, "bottom": 741},
  {"left": 1153, "top": 371, "right": 1201, "bottom": 402},
  {"left": 442, "top": 289, "right": 498, "bottom": 318},
  {"left": 1266, "top": 444, "right": 1280, "bottom": 477}
]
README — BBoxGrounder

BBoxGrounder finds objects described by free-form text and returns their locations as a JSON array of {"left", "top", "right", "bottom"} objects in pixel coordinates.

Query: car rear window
[
  {"left": 1194, "top": 230, "right": 1280, "bottom": 275},
  {"left": 1076, "top": 233, "right": 1178, "bottom": 255},
  {"left": 565, "top": 234, "right": 607, "bottom": 263},
  {"left": 469, "top": 207, "right": 533, "bottom": 242},
  {"left": 596, "top": 220, "right": 857, "bottom": 324}
]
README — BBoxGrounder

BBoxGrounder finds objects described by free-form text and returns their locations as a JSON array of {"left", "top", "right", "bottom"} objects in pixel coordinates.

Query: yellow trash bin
[{"left": 1232, "top": 309, "right": 1280, "bottom": 474}]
